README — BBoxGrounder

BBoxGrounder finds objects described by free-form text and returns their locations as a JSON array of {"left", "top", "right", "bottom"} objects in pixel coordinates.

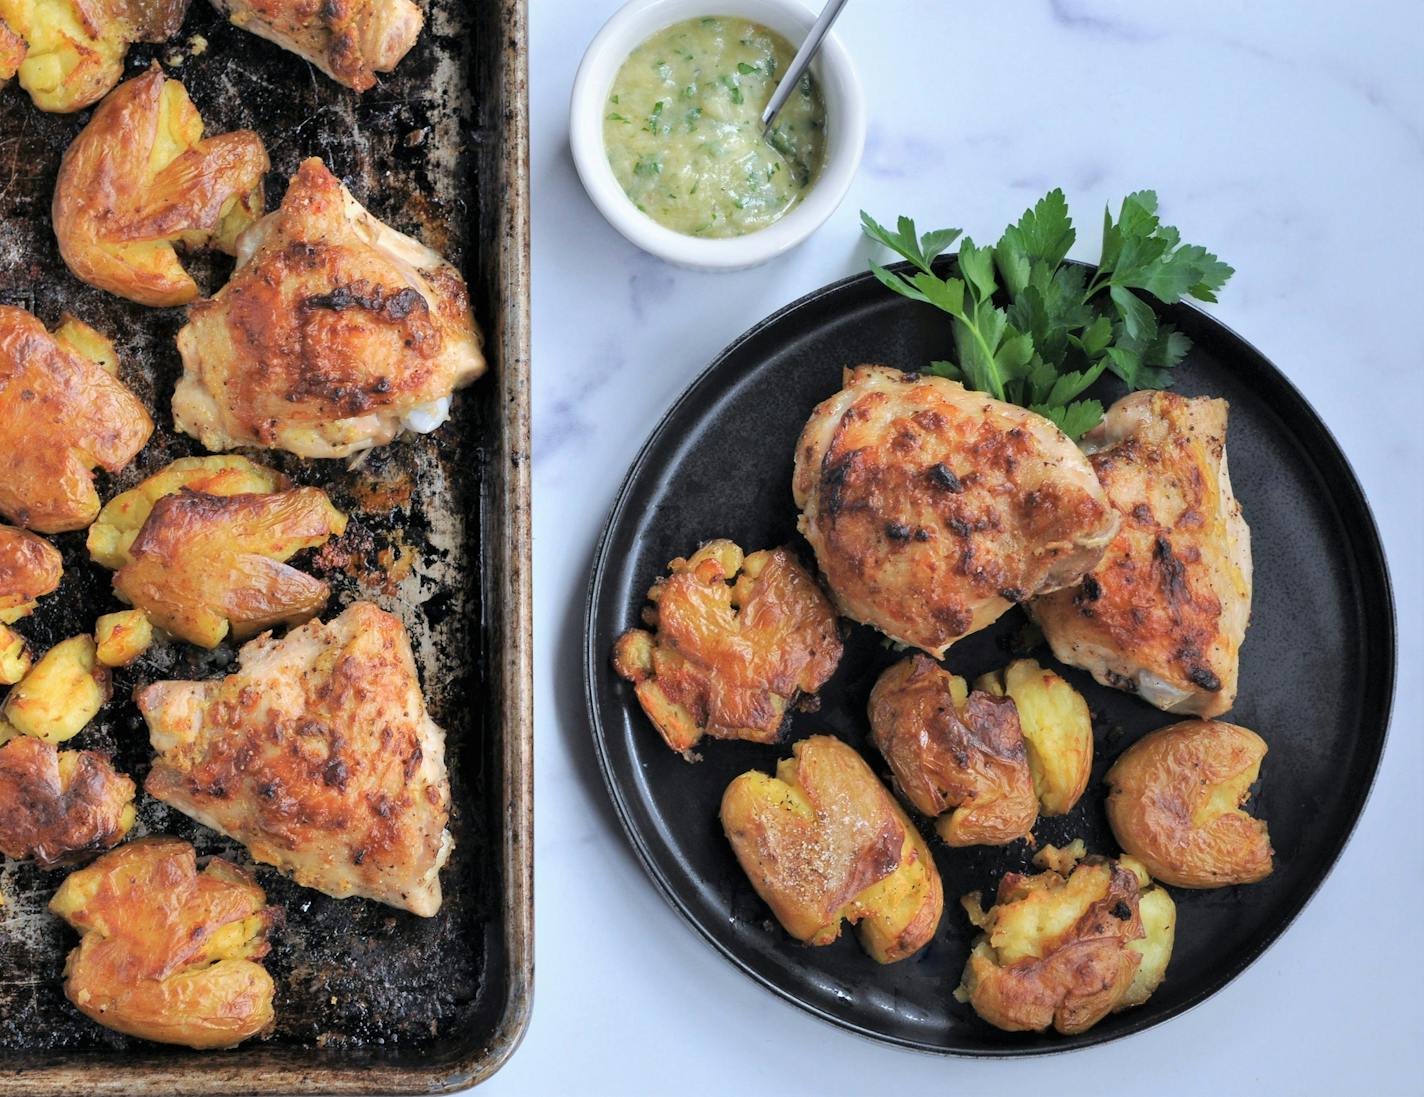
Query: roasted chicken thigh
[
  {"left": 212, "top": 0, "right": 423, "bottom": 91},
  {"left": 174, "top": 158, "right": 485, "bottom": 459},
  {"left": 1031, "top": 391, "right": 1251, "bottom": 717},
  {"left": 793, "top": 366, "right": 1118, "bottom": 657},
  {"left": 137, "top": 602, "right": 452, "bottom": 916},
  {"left": 0, "top": 307, "right": 152, "bottom": 533}
]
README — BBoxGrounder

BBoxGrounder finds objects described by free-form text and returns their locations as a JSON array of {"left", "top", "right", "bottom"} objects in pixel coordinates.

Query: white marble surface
[{"left": 493, "top": 1, "right": 1423, "bottom": 1093}]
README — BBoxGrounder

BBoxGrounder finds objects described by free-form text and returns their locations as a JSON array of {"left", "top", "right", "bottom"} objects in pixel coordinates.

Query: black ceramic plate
[{"left": 583, "top": 264, "right": 1395, "bottom": 1054}]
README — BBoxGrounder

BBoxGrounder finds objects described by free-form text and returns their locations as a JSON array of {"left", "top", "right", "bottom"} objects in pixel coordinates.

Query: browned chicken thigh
[
  {"left": 137, "top": 602, "right": 452, "bottom": 917},
  {"left": 1031, "top": 391, "right": 1251, "bottom": 717},
  {"left": 174, "top": 158, "right": 485, "bottom": 459},
  {"left": 793, "top": 366, "right": 1118, "bottom": 657},
  {"left": 212, "top": 0, "right": 423, "bottom": 91}
]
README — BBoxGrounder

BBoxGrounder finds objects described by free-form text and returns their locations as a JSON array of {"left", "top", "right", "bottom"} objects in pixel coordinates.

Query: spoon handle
[{"left": 761, "top": 0, "right": 852, "bottom": 131}]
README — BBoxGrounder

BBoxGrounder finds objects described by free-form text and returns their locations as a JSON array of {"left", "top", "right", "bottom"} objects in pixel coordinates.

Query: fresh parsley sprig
[{"left": 861, "top": 189, "right": 1234, "bottom": 438}]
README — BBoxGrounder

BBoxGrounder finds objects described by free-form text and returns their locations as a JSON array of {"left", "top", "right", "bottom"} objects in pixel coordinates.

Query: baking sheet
[{"left": 0, "top": 0, "right": 531, "bottom": 1091}]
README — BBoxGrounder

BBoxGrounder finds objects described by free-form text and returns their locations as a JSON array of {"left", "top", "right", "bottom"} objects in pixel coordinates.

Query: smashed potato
[
  {"left": 95, "top": 608, "right": 153, "bottom": 666},
  {"left": 50, "top": 837, "right": 277, "bottom": 1048},
  {"left": 54, "top": 64, "right": 269, "bottom": 307},
  {"left": 1, "top": 635, "right": 110, "bottom": 743},
  {"left": 1118, "top": 856, "right": 1176, "bottom": 1009},
  {"left": 0, "top": 623, "right": 30, "bottom": 684},
  {"left": 0, "top": 523, "right": 62, "bottom": 623},
  {"left": 0, "top": 736, "right": 135, "bottom": 865},
  {"left": 613, "top": 540, "right": 842, "bottom": 754},
  {"left": 721, "top": 735, "right": 942, "bottom": 963},
  {"left": 90, "top": 456, "right": 347, "bottom": 648},
  {"left": 975, "top": 659, "right": 1093, "bottom": 816},
  {"left": 955, "top": 850, "right": 1151, "bottom": 1034},
  {"left": 0, "top": 0, "right": 188, "bottom": 112},
  {"left": 0, "top": 306, "right": 153, "bottom": 533},
  {"left": 88, "top": 454, "right": 288, "bottom": 569},
  {"left": 869, "top": 655, "right": 1037, "bottom": 846},
  {"left": 1106, "top": 719, "right": 1273, "bottom": 888}
]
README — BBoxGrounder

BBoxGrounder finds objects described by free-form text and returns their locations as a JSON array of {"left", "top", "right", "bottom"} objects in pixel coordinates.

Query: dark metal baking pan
[
  {"left": 584, "top": 262, "right": 1394, "bottom": 1054},
  {"left": 0, "top": 0, "right": 531, "bottom": 1091}
]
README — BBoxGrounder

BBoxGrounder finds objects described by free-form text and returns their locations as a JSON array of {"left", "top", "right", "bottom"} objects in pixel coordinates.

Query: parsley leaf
[{"left": 861, "top": 189, "right": 1233, "bottom": 439}]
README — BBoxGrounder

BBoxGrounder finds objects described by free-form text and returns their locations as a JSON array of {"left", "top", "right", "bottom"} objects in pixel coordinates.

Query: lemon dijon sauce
[{"left": 603, "top": 16, "right": 827, "bottom": 238}]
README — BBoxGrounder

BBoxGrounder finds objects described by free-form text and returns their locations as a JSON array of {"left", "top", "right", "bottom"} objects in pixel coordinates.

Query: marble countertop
[{"left": 491, "top": 1, "right": 1422, "bottom": 1093}]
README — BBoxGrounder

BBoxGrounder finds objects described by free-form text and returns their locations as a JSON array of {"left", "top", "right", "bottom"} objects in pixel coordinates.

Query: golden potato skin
[
  {"left": 54, "top": 65, "right": 269, "bottom": 307},
  {"left": 869, "top": 655, "right": 1037, "bottom": 846},
  {"left": 1, "top": 635, "right": 111, "bottom": 743},
  {"left": 721, "top": 735, "right": 942, "bottom": 963},
  {"left": 49, "top": 837, "right": 277, "bottom": 1049},
  {"left": 956, "top": 855, "right": 1146, "bottom": 1035},
  {"left": 0, "top": 523, "right": 62, "bottom": 623},
  {"left": 0, "top": 0, "right": 189, "bottom": 112},
  {"left": 1106, "top": 719, "right": 1273, "bottom": 888},
  {"left": 107, "top": 479, "right": 347, "bottom": 648},
  {"left": 0, "top": 306, "right": 153, "bottom": 533},
  {"left": 0, "top": 735, "right": 135, "bottom": 865},
  {"left": 976, "top": 659, "right": 1093, "bottom": 816},
  {"left": 613, "top": 540, "right": 842, "bottom": 754}
]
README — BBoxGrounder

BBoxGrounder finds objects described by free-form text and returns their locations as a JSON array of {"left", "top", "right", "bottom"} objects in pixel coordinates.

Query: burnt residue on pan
[{"left": 0, "top": 0, "right": 511, "bottom": 1071}]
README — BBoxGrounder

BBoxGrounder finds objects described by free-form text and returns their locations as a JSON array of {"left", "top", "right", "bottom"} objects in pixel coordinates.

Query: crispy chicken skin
[
  {"left": 868, "top": 655, "right": 1037, "bottom": 847},
  {"left": 174, "top": 157, "right": 485, "bottom": 459},
  {"left": 0, "top": 523, "right": 62, "bottom": 623},
  {"left": 721, "top": 735, "right": 942, "bottom": 963},
  {"left": 49, "top": 837, "right": 277, "bottom": 1048},
  {"left": 955, "top": 853, "right": 1147, "bottom": 1034},
  {"left": 0, "top": 306, "right": 153, "bottom": 533},
  {"left": 0, "top": 0, "right": 188, "bottom": 112},
  {"left": 111, "top": 485, "right": 347, "bottom": 648},
  {"left": 1105, "top": 719, "right": 1273, "bottom": 888},
  {"left": 1031, "top": 392, "right": 1251, "bottom": 717},
  {"left": 212, "top": 0, "right": 423, "bottom": 92},
  {"left": 137, "top": 602, "right": 453, "bottom": 917},
  {"left": 0, "top": 736, "right": 135, "bottom": 865},
  {"left": 54, "top": 65, "right": 269, "bottom": 307},
  {"left": 612, "top": 540, "right": 842, "bottom": 755},
  {"left": 793, "top": 367, "right": 1118, "bottom": 657}
]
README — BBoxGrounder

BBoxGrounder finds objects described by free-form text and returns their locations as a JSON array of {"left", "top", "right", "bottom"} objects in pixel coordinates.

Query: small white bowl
[{"left": 570, "top": 0, "right": 866, "bottom": 271}]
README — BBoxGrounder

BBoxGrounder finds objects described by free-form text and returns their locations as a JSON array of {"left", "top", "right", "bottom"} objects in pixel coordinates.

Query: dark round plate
[{"left": 582, "top": 264, "right": 1396, "bottom": 1054}]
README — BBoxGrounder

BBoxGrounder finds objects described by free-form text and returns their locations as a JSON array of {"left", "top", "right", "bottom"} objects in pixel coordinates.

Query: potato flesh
[
  {"left": 1122, "top": 885, "right": 1176, "bottom": 1008},
  {"left": 52, "top": 315, "right": 119, "bottom": 376},
  {"left": 1196, "top": 759, "right": 1260, "bottom": 827},
  {"left": 0, "top": 623, "right": 30, "bottom": 684},
  {"left": 95, "top": 609, "right": 152, "bottom": 667},
  {"left": 1, "top": 0, "right": 125, "bottom": 111},
  {"left": 1, "top": 635, "right": 109, "bottom": 743},
  {"left": 988, "top": 861, "right": 1112, "bottom": 964},
  {"left": 88, "top": 455, "right": 288, "bottom": 569},
  {"left": 977, "top": 659, "right": 1093, "bottom": 816}
]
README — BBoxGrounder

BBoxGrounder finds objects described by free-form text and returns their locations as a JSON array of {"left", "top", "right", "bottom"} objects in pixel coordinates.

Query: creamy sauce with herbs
[{"left": 603, "top": 16, "right": 827, "bottom": 238}]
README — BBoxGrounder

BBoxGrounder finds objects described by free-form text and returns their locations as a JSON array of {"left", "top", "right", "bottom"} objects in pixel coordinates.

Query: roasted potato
[
  {"left": 0, "top": 16, "right": 23, "bottom": 82},
  {"left": 975, "top": 659, "right": 1093, "bottom": 816},
  {"left": 721, "top": 735, "right": 942, "bottom": 963},
  {"left": 53, "top": 64, "right": 268, "bottom": 307},
  {"left": 1105, "top": 719, "right": 1273, "bottom": 888},
  {"left": 0, "top": 735, "right": 135, "bottom": 865},
  {"left": 0, "top": 306, "right": 153, "bottom": 534},
  {"left": 613, "top": 540, "right": 842, "bottom": 754},
  {"left": 94, "top": 608, "right": 153, "bottom": 666},
  {"left": 954, "top": 849, "right": 1151, "bottom": 1034},
  {"left": 0, "top": 0, "right": 188, "bottom": 112},
  {"left": 868, "top": 654, "right": 1037, "bottom": 846},
  {"left": 0, "top": 623, "right": 31, "bottom": 684},
  {"left": 1, "top": 635, "right": 110, "bottom": 743},
  {"left": 0, "top": 523, "right": 62, "bottom": 623},
  {"left": 1117, "top": 856, "right": 1176, "bottom": 1009},
  {"left": 88, "top": 454, "right": 288, "bottom": 569},
  {"left": 50, "top": 836, "right": 277, "bottom": 1048},
  {"left": 90, "top": 456, "right": 346, "bottom": 648}
]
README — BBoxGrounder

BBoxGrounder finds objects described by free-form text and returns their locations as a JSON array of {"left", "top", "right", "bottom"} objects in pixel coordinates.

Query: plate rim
[{"left": 581, "top": 261, "right": 1398, "bottom": 1056}]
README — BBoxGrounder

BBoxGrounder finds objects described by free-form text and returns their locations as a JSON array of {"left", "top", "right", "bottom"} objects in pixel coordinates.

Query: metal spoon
[{"left": 761, "top": 0, "right": 852, "bottom": 132}]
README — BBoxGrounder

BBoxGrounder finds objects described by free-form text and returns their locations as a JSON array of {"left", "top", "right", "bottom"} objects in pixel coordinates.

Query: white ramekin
[{"left": 569, "top": 0, "right": 866, "bottom": 271}]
